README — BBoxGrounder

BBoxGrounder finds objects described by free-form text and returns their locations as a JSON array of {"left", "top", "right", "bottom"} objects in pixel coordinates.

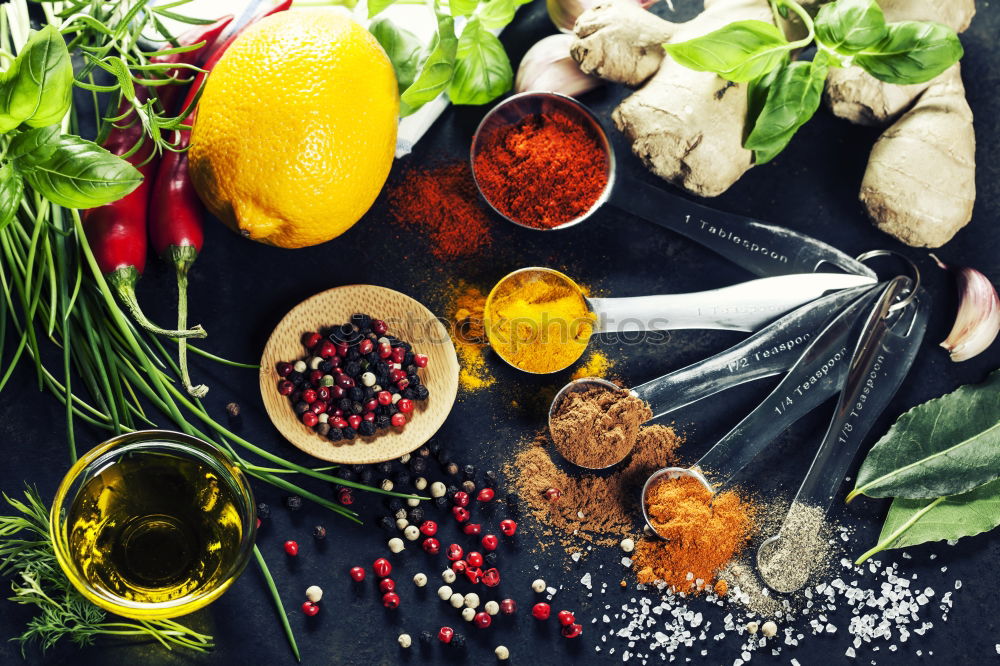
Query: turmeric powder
[
  {"left": 633, "top": 475, "right": 757, "bottom": 593},
  {"left": 444, "top": 281, "right": 495, "bottom": 392},
  {"left": 484, "top": 269, "right": 594, "bottom": 374}
]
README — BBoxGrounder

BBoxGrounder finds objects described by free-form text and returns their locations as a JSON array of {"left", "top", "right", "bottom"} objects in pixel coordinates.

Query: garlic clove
[
  {"left": 932, "top": 254, "right": 1000, "bottom": 362},
  {"left": 515, "top": 34, "right": 602, "bottom": 97}
]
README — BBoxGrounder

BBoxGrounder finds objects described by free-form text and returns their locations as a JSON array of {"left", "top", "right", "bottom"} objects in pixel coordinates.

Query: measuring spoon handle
[
  {"left": 694, "top": 286, "right": 883, "bottom": 484},
  {"left": 587, "top": 273, "right": 874, "bottom": 334},
  {"left": 633, "top": 284, "right": 875, "bottom": 419},
  {"left": 611, "top": 179, "right": 876, "bottom": 280},
  {"left": 791, "top": 278, "right": 929, "bottom": 512}
]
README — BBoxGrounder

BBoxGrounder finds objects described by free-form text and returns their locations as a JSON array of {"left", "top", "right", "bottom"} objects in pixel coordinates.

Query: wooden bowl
[{"left": 260, "top": 285, "right": 459, "bottom": 464}]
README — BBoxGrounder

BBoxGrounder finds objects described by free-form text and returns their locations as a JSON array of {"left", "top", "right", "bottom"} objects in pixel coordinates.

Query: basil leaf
[
  {"left": 400, "top": 14, "right": 458, "bottom": 117},
  {"left": 856, "top": 477, "right": 1000, "bottom": 563},
  {"left": 0, "top": 25, "right": 73, "bottom": 132},
  {"left": 744, "top": 55, "right": 829, "bottom": 164},
  {"left": 854, "top": 21, "right": 963, "bottom": 85},
  {"left": 478, "top": 0, "right": 531, "bottom": 31},
  {"left": 367, "top": 0, "right": 396, "bottom": 19},
  {"left": 370, "top": 19, "right": 425, "bottom": 95},
  {"left": 447, "top": 18, "right": 512, "bottom": 106},
  {"left": 15, "top": 133, "right": 142, "bottom": 209},
  {"left": 849, "top": 370, "right": 1000, "bottom": 501},
  {"left": 7, "top": 125, "right": 61, "bottom": 162},
  {"left": 663, "top": 20, "right": 790, "bottom": 83},
  {"left": 814, "top": 0, "right": 887, "bottom": 54},
  {"left": 0, "top": 163, "right": 22, "bottom": 231},
  {"left": 450, "top": 0, "right": 480, "bottom": 18},
  {"left": 745, "top": 53, "right": 788, "bottom": 137}
]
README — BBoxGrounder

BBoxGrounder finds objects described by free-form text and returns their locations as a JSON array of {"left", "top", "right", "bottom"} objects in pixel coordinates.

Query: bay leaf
[
  {"left": 855, "top": 476, "right": 1000, "bottom": 563},
  {"left": 848, "top": 369, "right": 1000, "bottom": 501}
]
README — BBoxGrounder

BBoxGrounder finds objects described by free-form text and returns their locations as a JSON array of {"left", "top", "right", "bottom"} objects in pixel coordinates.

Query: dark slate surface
[{"left": 1, "top": 1, "right": 997, "bottom": 664}]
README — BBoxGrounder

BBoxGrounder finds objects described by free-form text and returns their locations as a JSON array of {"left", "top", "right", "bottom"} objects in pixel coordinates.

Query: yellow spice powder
[{"left": 485, "top": 270, "right": 594, "bottom": 374}]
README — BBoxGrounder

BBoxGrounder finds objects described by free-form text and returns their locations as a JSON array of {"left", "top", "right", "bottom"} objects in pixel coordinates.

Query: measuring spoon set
[{"left": 472, "top": 95, "right": 932, "bottom": 594}]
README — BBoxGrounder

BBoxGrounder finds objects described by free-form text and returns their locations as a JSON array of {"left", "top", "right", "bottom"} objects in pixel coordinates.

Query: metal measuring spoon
[
  {"left": 470, "top": 92, "right": 876, "bottom": 281},
  {"left": 637, "top": 284, "right": 886, "bottom": 537},
  {"left": 483, "top": 267, "right": 874, "bottom": 374},
  {"left": 548, "top": 283, "right": 877, "bottom": 469},
  {"left": 757, "top": 277, "right": 929, "bottom": 593}
]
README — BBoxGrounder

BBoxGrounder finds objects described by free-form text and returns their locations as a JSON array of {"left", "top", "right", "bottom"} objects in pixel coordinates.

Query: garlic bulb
[
  {"left": 515, "top": 34, "right": 602, "bottom": 97},
  {"left": 547, "top": 0, "right": 661, "bottom": 33},
  {"left": 932, "top": 254, "right": 1000, "bottom": 362}
]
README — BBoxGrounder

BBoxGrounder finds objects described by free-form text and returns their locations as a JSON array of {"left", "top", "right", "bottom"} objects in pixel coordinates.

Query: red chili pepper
[
  {"left": 83, "top": 18, "right": 232, "bottom": 340},
  {"left": 148, "top": 0, "right": 292, "bottom": 395}
]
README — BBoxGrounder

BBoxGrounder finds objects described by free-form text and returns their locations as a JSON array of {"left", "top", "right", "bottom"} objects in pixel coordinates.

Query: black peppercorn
[
  {"left": 462, "top": 480, "right": 476, "bottom": 494},
  {"left": 505, "top": 493, "right": 520, "bottom": 516},
  {"left": 285, "top": 495, "right": 303, "bottom": 511},
  {"left": 294, "top": 401, "right": 310, "bottom": 415},
  {"left": 350, "top": 402, "right": 364, "bottom": 415},
  {"left": 416, "top": 385, "right": 430, "bottom": 400},
  {"left": 349, "top": 387, "right": 364, "bottom": 402},
  {"left": 419, "top": 446, "right": 431, "bottom": 457},
  {"left": 346, "top": 347, "right": 361, "bottom": 361},
  {"left": 338, "top": 398, "right": 352, "bottom": 412},
  {"left": 435, "top": 448, "right": 450, "bottom": 464},
  {"left": 485, "top": 551, "right": 498, "bottom": 567},
  {"left": 402, "top": 388, "right": 417, "bottom": 400},
  {"left": 377, "top": 461, "right": 393, "bottom": 475},
  {"left": 446, "top": 485, "right": 460, "bottom": 500},
  {"left": 404, "top": 352, "right": 415, "bottom": 366},
  {"left": 419, "top": 631, "right": 435, "bottom": 646},
  {"left": 434, "top": 496, "right": 449, "bottom": 509},
  {"left": 358, "top": 421, "right": 376, "bottom": 437},
  {"left": 360, "top": 468, "right": 375, "bottom": 485},
  {"left": 363, "top": 387, "right": 376, "bottom": 400},
  {"left": 256, "top": 502, "right": 270, "bottom": 519},
  {"left": 463, "top": 464, "right": 476, "bottom": 479},
  {"left": 389, "top": 498, "right": 404, "bottom": 513},
  {"left": 344, "top": 360, "right": 361, "bottom": 376},
  {"left": 312, "top": 525, "right": 327, "bottom": 540},
  {"left": 450, "top": 633, "right": 466, "bottom": 649},
  {"left": 445, "top": 462, "right": 459, "bottom": 476},
  {"left": 408, "top": 506, "right": 424, "bottom": 523},
  {"left": 375, "top": 415, "right": 390, "bottom": 430},
  {"left": 409, "top": 456, "right": 427, "bottom": 474},
  {"left": 316, "top": 423, "right": 331, "bottom": 437},
  {"left": 337, "top": 468, "right": 357, "bottom": 483},
  {"left": 342, "top": 427, "right": 356, "bottom": 440},
  {"left": 328, "top": 427, "right": 343, "bottom": 442},
  {"left": 379, "top": 516, "right": 395, "bottom": 531},
  {"left": 485, "top": 470, "right": 498, "bottom": 487},
  {"left": 351, "top": 464, "right": 366, "bottom": 474},
  {"left": 288, "top": 371, "right": 305, "bottom": 385},
  {"left": 394, "top": 472, "right": 411, "bottom": 487},
  {"left": 319, "top": 360, "right": 333, "bottom": 372}
]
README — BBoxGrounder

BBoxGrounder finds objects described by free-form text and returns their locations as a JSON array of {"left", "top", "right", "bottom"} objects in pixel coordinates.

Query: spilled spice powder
[
  {"left": 502, "top": 424, "right": 682, "bottom": 550},
  {"left": 550, "top": 386, "right": 651, "bottom": 469},
  {"left": 633, "top": 475, "right": 757, "bottom": 594},
  {"left": 388, "top": 162, "right": 493, "bottom": 259},
  {"left": 571, "top": 350, "right": 613, "bottom": 381},
  {"left": 444, "top": 281, "right": 494, "bottom": 392}
]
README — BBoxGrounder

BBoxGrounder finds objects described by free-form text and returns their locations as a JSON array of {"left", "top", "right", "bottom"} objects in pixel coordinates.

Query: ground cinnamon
[
  {"left": 502, "top": 424, "right": 682, "bottom": 550},
  {"left": 634, "top": 475, "right": 757, "bottom": 594},
  {"left": 550, "top": 386, "right": 651, "bottom": 469}
]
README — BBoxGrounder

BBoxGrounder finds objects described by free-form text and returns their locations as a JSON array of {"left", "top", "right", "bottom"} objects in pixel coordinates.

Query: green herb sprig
[{"left": 663, "top": 0, "right": 964, "bottom": 163}]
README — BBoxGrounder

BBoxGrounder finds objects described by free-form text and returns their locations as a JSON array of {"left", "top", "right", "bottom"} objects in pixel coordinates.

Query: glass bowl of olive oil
[{"left": 50, "top": 430, "right": 257, "bottom": 620}]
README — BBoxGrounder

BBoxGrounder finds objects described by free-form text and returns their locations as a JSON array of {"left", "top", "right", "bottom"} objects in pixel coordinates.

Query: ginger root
[
  {"left": 572, "top": 0, "right": 774, "bottom": 197},
  {"left": 826, "top": 0, "right": 976, "bottom": 247}
]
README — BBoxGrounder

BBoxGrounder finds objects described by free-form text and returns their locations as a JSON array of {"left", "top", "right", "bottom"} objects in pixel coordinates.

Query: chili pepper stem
[
  {"left": 107, "top": 266, "right": 207, "bottom": 339},
  {"left": 170, "top": 245, "right": 208, "bottom": 397}
]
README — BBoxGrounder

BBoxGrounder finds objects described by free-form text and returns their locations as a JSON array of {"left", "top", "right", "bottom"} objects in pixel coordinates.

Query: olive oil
[{"left": 66, "top": 451, "right": 244, "bottom": 605}]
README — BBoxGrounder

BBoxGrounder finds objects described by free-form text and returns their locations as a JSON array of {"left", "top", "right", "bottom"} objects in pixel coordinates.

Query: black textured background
[{"left": 0, "top": 1, "right": 997, "bottom": 664}]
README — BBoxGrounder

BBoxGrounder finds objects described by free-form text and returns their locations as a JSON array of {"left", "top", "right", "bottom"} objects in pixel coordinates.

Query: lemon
[{"left": 189, "top": 9, "right": 398, "bottom": 249}]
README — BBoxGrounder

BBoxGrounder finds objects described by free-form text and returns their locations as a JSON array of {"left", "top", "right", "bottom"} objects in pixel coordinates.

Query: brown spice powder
[
  {"left": 550, "top": 386, "right": 652, "bottom": 469},
  {"left": 502, "top": 424, "right": 682, "bottom": 550},
  {"left": 633, "top": 475, "right": 758, "bottom": 594}
]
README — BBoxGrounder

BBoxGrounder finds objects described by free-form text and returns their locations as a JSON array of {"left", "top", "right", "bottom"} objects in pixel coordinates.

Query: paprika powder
[{"left": 473, "top": 111, "right": 609, "bottom": 229}]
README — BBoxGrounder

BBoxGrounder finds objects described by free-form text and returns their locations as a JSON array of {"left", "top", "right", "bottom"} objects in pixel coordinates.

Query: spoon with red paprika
[{"left": 470, "top": 92, "right": 875, "bottom": 282}]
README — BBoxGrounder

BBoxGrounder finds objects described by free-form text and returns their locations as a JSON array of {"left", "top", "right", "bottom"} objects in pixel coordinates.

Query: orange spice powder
[{"left": 633, "top": 475, "right": 757, "bottom": 594}]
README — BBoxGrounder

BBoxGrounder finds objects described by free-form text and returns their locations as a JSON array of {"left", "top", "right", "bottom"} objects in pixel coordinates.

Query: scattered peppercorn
[
  {"left": 285, "top": 495, "right": 303, "bottom": 511},
  {"left": 532, "top": 603, "right": 551, "bottom": 620},
  {"left": 284, "top": 541, "right": 299, "bottom": 556},
  {"left": 561, "top": 623, "right": 583, "bottom": 638},
  {"left": 500, "top": 519, "right": 517, "bottom": 536},
  {"left": 256, "top": 502, "right": 270, "bottom": 519},
  {"left": 301, "top": 601, "right": 320, "bottom": 617},
  {"left": 349, "top": 566, "right": 366, "bottom": 582},
  {"left": 373, "top": 558, "right": 392, "bottom": 578},
  {"left": 557, "top": 610, "right": 576, "bottom": 626}
]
